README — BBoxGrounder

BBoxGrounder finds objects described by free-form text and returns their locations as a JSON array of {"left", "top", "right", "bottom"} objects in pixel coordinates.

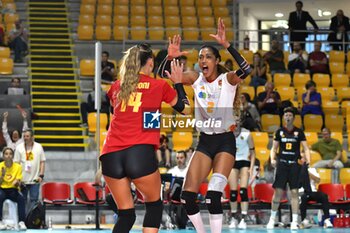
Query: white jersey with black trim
[
  {"left": 235, "top": 128, "right": 250, "bottom": 161},
  {"left": 192, "top": 72, "right": 238, "bottom": 134}
]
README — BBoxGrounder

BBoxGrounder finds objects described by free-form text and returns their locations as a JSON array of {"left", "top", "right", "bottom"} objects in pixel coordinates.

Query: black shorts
[
  {"left": 100, "top": 144, "right": 158, "bottom": 179},
  {"left": 273, "top": 161, "right": 301, "bottom": 190},
  {"left": 234, "top": 160, "right": 250, "bottom": 170},
  {"left": 196, "top": 132, "right": 236, "bottom": 159}
]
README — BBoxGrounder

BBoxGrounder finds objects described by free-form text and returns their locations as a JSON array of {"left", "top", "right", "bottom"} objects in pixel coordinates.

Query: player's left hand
[
  {"left": 165, "top": 59, "right": 184, "bottom": 84},
  {"left": 210, "top": 18, "right": 230, "bottom": 48},
  {"left": 167, "top": 35, "right": 188, "bottom": 59}
]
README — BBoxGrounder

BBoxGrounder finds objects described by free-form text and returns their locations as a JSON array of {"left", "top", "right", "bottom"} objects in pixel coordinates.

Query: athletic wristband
[
  {"left": 172, "top": 83, "right": 189, "bottom": 113},
  {"left": 39, "top": 174, "right": 44, "bottom": 179},
  {"left": 226, "top": 44, "right": 252, "bottom": 79}
]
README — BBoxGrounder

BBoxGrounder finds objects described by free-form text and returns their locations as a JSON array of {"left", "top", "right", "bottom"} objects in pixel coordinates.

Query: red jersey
[{"left": 101, "top": 74, "right": 176, "bottom": 155}]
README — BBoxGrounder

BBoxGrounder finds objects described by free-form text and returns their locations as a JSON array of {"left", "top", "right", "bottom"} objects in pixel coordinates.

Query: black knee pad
[
  {"left": 180, "top": 191, "right": 199, "bottom": 215},
  {"left": 143, "top": 199, "right": 163, "bottom": 228},
  {"left": 240, "top": 188, "right": 248, "bottom": 202},
  {"left": 205, "top": 190, "right": 223, "bottom": 214},
  {"left": 230, "top": 190, "right": 238, "bottom": 202},
  {"left": 113, "top": 208, "right": 136, "bottom": 233}
]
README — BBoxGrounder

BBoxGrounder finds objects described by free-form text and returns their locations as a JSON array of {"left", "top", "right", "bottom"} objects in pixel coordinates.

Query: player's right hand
[{"left": 167, "top": 35, "right": 188, "bottom": 59}]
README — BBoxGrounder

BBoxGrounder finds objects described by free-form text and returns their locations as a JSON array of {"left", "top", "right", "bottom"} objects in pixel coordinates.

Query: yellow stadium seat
[
  {"left": 80, "top": 4, "right": 95, "bottom": 15},
  {"left": 0, "top": 47, "right": 10, "bottom": 58},
  {"left": 342, "top": 150, "right": 348, "bottom": 163},
  {"left": 165, "top": 27, "right": 182, "bottom": 38},
  {"left": 304, "top": 131, "right": 318, "bottom": 145},
  {"left": 114, "top": 5, "right": 129, "bottom": 15},
  {"left": 185, "top": 49, "right": 198, "bottom": 64},
  {"left": 114, "top": 0, "right": 129, "bottom": 4},
  {"left": 130, "top": 16, "right": 146, "bottom": 27},
  {"left": 283, "top": 51, "right": 290, "bottom": 67},
  {"left": 113, "top": 25, "right": 128, "bottom": 40},
  {"left": 201, "top": 28, "right": 216, "bottom": 41},
  {"left": 240, "top": 86, "right": 255, "bottom": 100},
  {"left": 4, "top": 13, "right": 18, "bottom": 24},
  {"left": 251, "top": 132, "right": 269, "bottom": 148},
  {"left": 98, "top": 0, "right": 112, "bottom": 4},
  {"left": 199, "top": 16, "right": 215, "bottom": 28},
  {"left": 79, "top": 14, "right": 94, "bottom": 25},
  {"left": 95, "top": 25, "right": 111, "bottom": 40},
  {"left": 88, "top": 113, "right": 108, "bottom": 134},
  {"left": 4, "top": 3, "right": 16, "bottom": 11},
  {"left": 316, "top": 168, "right": 332, "bottom": 184},
  {"left": 82, "top": 0, "right": 96, "bottom": 4},
  {"left": 329, "top": 62, "right": 345, "bottom": 74},
  {"left": 98, "top": 130, "right": 108, "bottom": 151},
  {"left": 96, "top": 14, "right": 112, "bottom": 25},
  {"left": 5, "top": 23, "right": 15, "bottom": 32},
  {"left": 184, "top": 85, "right": 194, "bottom": 100},
  {"left": 241, "top": 75, "right": 251, "bottom": 86},
  {"left": 346, "top": 63, "right": 350, "bottom": 76},
  {"left": 219, "top": 49, "right": 231, "bottom": 62},
  {"left": 337, "top": 87, "right": 350, "bottom": 101},
  {"left": 213, "top": 7, "right": 229, "bottom": 17},
  {"left": 255, "top": 148, "right": 270, "bottom": 169},
  {"left": 180, "top": 0, "right": 194, "bottom": 5},
  {"left": 275, "top": 86, "right": 295, "bottom": 101},
  {"left": 78, "top": 25, "right": 94, "bottom": 40},
  {"left": 313, "top": 73, "right": 330, "bottom": 87},
  {"left": 273, "top": 73, "right": 292, "bottom": 87},
  {"left": 182, "top": 27, "right": 199, "bottom": 41},
  {"left": 164, "top": 6, "right": 180, "bottom": 16},
  {"left": 341, "top": 101, "right": 350, "bottom": 118},
  {"left": 322, "top": 101, "right": 339, "bottom": 115},
  {"left": 197, "top": 6, "right": 212, "bottom": 16},
  {"left": 165, "top": 16, "right": 180, "bottom": 27},
  {"left": 332, "top": 73, "right": 349, "bottom": 88},
  {"left": 182, "top": 16, "right": 198, "bottom": 27},
  {"left": 130, "top": 0, "right": 145, "bottom": 4},
  {"left": 220, "top": 16, "right": 232, "bottom": 26},
  {"left": 226, "top": 30, "right": 234, "bottom": 41},
  {"left": 148, "top": 27, "right": 164, "bottom": 40},
  {"left": 148, "top": 16, "right": 163, "bottom": 27},
  {"left": 339, "top": 168, "right": 350, "bottom": 184},
  {"left": 0, "top": 58, "right": 13, "bottom": 75},
  {"left": 261, "top": 114, "right": 280, "bottom": 133},
  {"left": 80, "top": 59, "right": 95, "bottom": 76},
  {"left": 97, "top": 4, "right": 112, "bottom": 15},
  {"left": 195, "top": 0, "right": 210, "bottom": 6},
  {"left": 212, "top": 0, "right": 226, "bottom": 7},
  {"left": 238, "top": 50, "right": 254, "bottom": 65},
  {"left": 147, "top": 0, "right": 161, "bottom": 5},
  {"left": 172, "top": 131, "right": 193, "bottom": 151},
  {"left": 310, "top": 150, "right": 322, "bottom": 166},
  {"left": 256, "top": 86, "right": 265, "bottom": 96},
  {"left": 131, "top": 5, "right": 145, "bottom": 15},
  {"left": 331, "top": 131, "right": 343, "bottom": 145},
  {"left": 163, "top": 0, "right": 178, "bottom": 6},
  {"left": 113, "top": 15, "right": 128, "bottom": 26},
  {"left": 318, "top": 87, "right": 335, "bottom": 101},
  {"left": 303, "top": 114, "right": 323, "bottom": 132},
  {"left": 130, "top": 27, "right": 146, "bottom": 40},
  {"left": 329, "top": 50, "right": 345, "bottom": 63},
  {"left": 147, "top": 6, "right": 162, "bottom": 16},
  {"left": 293, "top": 73, "right": 310, "bottom": 88},
  {"left": 294, "top": 114, "right": 302, "bottom": 128},
  {"left": 180, "top": 6, "right": 196, "bottom": 16},
  {"left": 325, "top": 114, "right": 343, "bottom": 132}
]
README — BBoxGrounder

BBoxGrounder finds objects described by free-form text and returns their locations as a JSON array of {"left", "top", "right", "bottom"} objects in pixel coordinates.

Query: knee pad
[
  {"left": 113, "top": 208, "right": 136, "bottom": 233},
  {"left": 230, "top": 190, "right": 238, "bottom": 202},
  {"left": 240, "top": 188, "right": 248, "bottom": 202},
  {"left": 208, "top": 173, "right": 227, "bottom": 193},
  {"left": 205, "top": 190, "right": 223, "bottom": 214},
  {"left": 143, "top": 199, "right": 163, "bottom": 228},
  {"left": 180, "top": 191, "right": 199, "bottom": 215}
]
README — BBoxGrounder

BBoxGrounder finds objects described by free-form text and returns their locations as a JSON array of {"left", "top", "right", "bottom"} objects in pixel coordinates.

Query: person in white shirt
[
  {"left": 14, "top": 129, "right": 45, "bottom": 209},
  {"left": 2, "top": 111, "right": 28, "bottom": 151},
  {"left": 167, "top": 151, "right": 188, "bottom": 178}
]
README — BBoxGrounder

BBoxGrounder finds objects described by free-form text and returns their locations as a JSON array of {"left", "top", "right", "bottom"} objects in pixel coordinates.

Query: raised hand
[
  {"left": 165, "top": 59, "right": 184, "bottom": 84},
  {"left": 167, "top": 35, "right": 188, "bottom": 59},
  {"left": 21, "top": 111, "right": 27, "bottom": 119},
  {"left": 210, "top": 18, "right": 230, "bottom": 48},
  {"left": 3, "top": 112, "right": 8, "bottom": 119}
]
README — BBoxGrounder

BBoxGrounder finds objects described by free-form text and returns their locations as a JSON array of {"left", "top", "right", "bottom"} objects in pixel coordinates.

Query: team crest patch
[
  {"left": 294, "top": 131, "right": 299, "bottom": 137},
  {"left": 280, "top": 131, "right": 285, "bottom": 137}
]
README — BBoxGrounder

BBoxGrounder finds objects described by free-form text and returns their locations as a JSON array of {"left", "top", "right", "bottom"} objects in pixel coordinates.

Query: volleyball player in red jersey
[{"left": 100, "top": 43, "right": 190, "bottom": 233}]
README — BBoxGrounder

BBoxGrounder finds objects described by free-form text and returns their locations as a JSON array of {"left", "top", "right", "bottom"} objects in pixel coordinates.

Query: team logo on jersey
[
  {"left": 294, "top": 131, "right": 299, "bottom": 137},
  {"left": 143, "top": 110, "right": 161, "bottom": 129},
  {"left": 198, "top": 91, "right": 207, "bottom": 99},
  {"left": 280, "top": 131, "right": 285, "bottom": 137}
]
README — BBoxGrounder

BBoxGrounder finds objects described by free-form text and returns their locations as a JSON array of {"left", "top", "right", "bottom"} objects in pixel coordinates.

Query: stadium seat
[
  {"left": 329, "top": 62, "right": 345, "bottom": 74},
  {"left": 113, "top": 25, "right": 128, "bottom": 40},
  {"left": 241, "top": 75, "right": 251, "bottom": 86},
  {"left": 200, "top": 28, "right": 216, "bottom": 40},
  {"left": 325, "top": 114, "right": 343, "bottom": 133},
  {"left": 82, "top": 0, "right": 96, "bottom": 4},
  {"left": 312, "top": 73, "right": 330, "bottom": 87},
  {"left": 331, "top": 131, "right": 343, "bottom": 145},
  {"left": 316, "top": 169, "right": 332, "bottom": 184},
  {"left": 130, "top": 0, "right": 145, "bottom": 4},
  {"left": 239, "top": 50, "right": 254, "bottom": 65},
  {"left": 303, "top": 114, "right": 323, "bottom": 132},
  {"left": 339, "top": 168, "right": 350, "bottom": 185},
  {"left": 0, "top": 47, "right": 10, "bottom": 58},
  {"left": 165, "top": 27, "right": 181, "bottom": 38},
  {"left": 42, "top": 182, "right": 73, "bottom": 205},
  {"left": 225, "top": 30, "right": 234, "bottom": 41},
  {"left": 275, "top": 86, "right": 295, "bottom": 101},
  {"left": 148, "top": 16, "right": 163, "bottom": 27},
  {"left": 199, "top": 16, "right": 215, "bottom": 28},
  {"left": 148, "top": 27, "right": 164, "bottom": 40},
  {"left": 114, "top": 0, "right": 128, "bottom": 3},
  {"left": 79, "top": 14, "right": 94, "bottom": 25},
  {"left": 293, "top": 73, "right": 310, "bottom": 88},
  {"left": 180, "top": 0, "right": 194, "bottom": 5},
  {"left": 80, "top": 59, "right": 95, "bottom": 76},
  {"left": 346, "top": 184, "right": 350, "bottom": 199},
  {"left": 130, "top": 27, "right": 146, "bottom": 40},
  {"left": 182, "top": 16, "right": 198, "bottom": 27},
  {"left": 130, "top": 16, "right": 146, "bottom": 27},
  {"left": 181, "top": 6, "right": 196, "bottom": 16},
  {"left": 329, "top": 50, "right": 345, "bottom": 63},
  {"left": 261, "top": 114, "right": 280, "bottom": 133},
  {"left": 97, "top": 4, "right": 112, "bottom": 15},
  {"left": 318, "top": 184, "right": 350, "bottom": 203},
  {"left": 273, "top": 73, "right": 291, "bottom": 87},
  {"left": 88, "top": 113, "right": 108, "bottom": 133},
  {"left": 98, "top": 0, "right": 112, "bottom": 4},
  {"left": 322, "top": 101, "right": 340, "bottom": 115},
  {"left": 304, "top": 132, "right": 318, "bottom": 145},
  {"left": 212, "top": 0, "right": 226, "bottom": 7},
  {"left": 184, "top": 85, "right": 194, "bottom": 100},
  {"left": 213, "top": 7, "right": 229, "bottom": 17},
  {"left": 197, "top": 6, "right": 212, "bottom": 16},
  {"left": 163, "top": 0, "right": 178, "bottom": 6},
  {"left": 309, "top": 150, "right": 322, "bottom": 166},
  {"left": 164, "top": 6, "right": 180, "bottom": 16},
  {"left": 195, "top": 0, "right": 210, "bottom": 6},
  {"left": 0, "top": 58, "right": 13, "bottom": 75},
  {"left": 114, "top": 5, "right": 129, "bottom": 15},
  {"left": 318, "top": 87, "right": 335, "bottom": 102},
  {"left": 294, "top": 114, "right": 302, "bottom": 128},
  {"left": 96, "top": 14, "right": 112, "bottom": 26},
  {"left": 182, "top": 27, "right": 199, "bottom": 41},
  {"left": 147, "top": 6, "right": 162, "bottom": 16},
  {"left": 4, "top": 13, "right": 18, "bottom": 24},
  {"left": 255, "top": 183, "right": 287, "bottom": 203},
  {"left": 78, "top": 25, "right": 93, "bottom": 40},
  {"left": 346, "top": 63, "right": 350, "bottom": 76},
  {"left": 295, "top": 87, "right": 306, "bottom": 102},
  {"left": 80, "top": 4, "right": 95, "bottom": 15},
  {"left": 147, "top": 0, "right": 161, "bottom": 5},
  {"left": 113, "top": 15, "right": 128, "bottom": 26},
  {"left": 336, "top": 87, "right": 350, "bottom": 101},
  {"left": 74, "top": 182, "right": 104, "bottom": 204},
  {"left": 165, "top": 16, "right": 180, "bottom": 27},
  {"left": 256, "top": 86, "right": 265, "bottom": 96},
  {"left": 131, "top": 5, "right": 146, "bottom": 15},
  {"left": 255, "top": 148, "right": 270, "bottom": 169},
  {"left": 240, "top": 86, "right": 255, "bottom": 100},
  {"left": 331, "top": 74, "right": 348, "bottom": 88},
  {"left": 95, "top": 25, "right": 111, "bottom": 40},
  {"left": 172, "top": 131, "right": 193, "bottom": 151},
  {"left": 251, "top": 132, "right": 269, "bottom": 148}
]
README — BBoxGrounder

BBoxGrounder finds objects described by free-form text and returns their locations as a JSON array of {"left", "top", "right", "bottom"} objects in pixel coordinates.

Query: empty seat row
[{"left": 82, "top": 0, "right": 226, "bottom": 7}]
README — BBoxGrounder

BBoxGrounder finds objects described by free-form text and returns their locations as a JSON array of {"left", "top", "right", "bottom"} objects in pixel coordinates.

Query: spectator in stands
[
  {"left": 301, "top": 80, "right": 323, "bottom": 118},
  {"left": 0, "top": 147, "right": 26, "bottom": 230},
  {"left": 257, "top": 82, "right": 281, "bottom": 115},
  {"left": 240, "top": 93, "right": 261, "bottom": 131},
  {"left": 8, "top": 20, "right": 28, "bottom": 63},
  {"left": 308, "top": 41, "right": 329, "bottom": 75},
  {"left": 224, "top": 59, "right": 234, "bottom": 71},
  {"left": 263, "top": 40, "right": 287, "bottom": 76},
  {"left": 101, "top": 51, "right": 115, "bottom": 84},
  {"left": 4, "top": 78, "right": 26, "bottom": 95},
  {"left": 250, "top": 52, "right": 267, "bottom": 88},
  {"left": 288, "top": 42, "right": 308, "bottom": 74},
  {"left": 328, "top": 9, "right": 350, "bottom": 52},
  {"left": 288, "top": 1, "right": 318, "bottom": 51},
  {"left": 14, "top": 128, "right": 45, "bottom": 209},
  {"left": 157, "top": 135, "right": 171, "bottom": 168},
  {"left": 167, "top": 151, "right": 188, "bottom": 178},
  {"left": 311, "top": 127, "right": 344, "bottom": 169},
  {"left": 2, "top": 111, "right": 28, "bottom": 151}
]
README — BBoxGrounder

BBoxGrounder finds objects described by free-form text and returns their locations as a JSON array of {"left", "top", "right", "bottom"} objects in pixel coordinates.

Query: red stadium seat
[
  {"left": 74, "top": 182, "right": 104, "bottom": 204},
  {"left": 42, "top": 182, "right": 73, "bottom": 204},
  {"left": 318, "top": 184, "right": 350, "bottom": 204},
  {"left": 345, "top": 184, "right": 350, "bottom": 199},
  {"left": 254, "top": 183, "right": 288, "bottom": 203}
]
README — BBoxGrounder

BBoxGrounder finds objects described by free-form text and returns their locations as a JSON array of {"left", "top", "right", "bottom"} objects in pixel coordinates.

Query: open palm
[
  {"left": 167, "top": 35, "right": 188, "bottom": 58},
  {"left": 210, "top": 18, "right": 229, "bottom": 47}
]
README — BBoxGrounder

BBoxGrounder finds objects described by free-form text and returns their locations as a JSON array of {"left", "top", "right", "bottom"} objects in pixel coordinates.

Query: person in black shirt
[
  {"left": 101, "top": 51, "right": 115, "bottom": 83},
  {"left": 266, "top": 107, "right": 310, "bottom": 230},
  {"left": 257, "top": 82, "right": 281, "bottom": 115}
]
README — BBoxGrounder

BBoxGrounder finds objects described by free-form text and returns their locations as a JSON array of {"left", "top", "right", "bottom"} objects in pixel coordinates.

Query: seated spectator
[
  {"left": 250, "top": 52, "right": 267, "bottom": 88},
  {"left": 4, "top": 78, "right": 26, "bottom": 95},
  {"left": 224, "top": 59, "right": 234, "bottom": 71},
  {"left": 308, "top": 41, "right": 329, "bottom": 75},
  {"left": 0, "top": 147, "right": 26, "bottom": 230},
  {"left": 240, "top": 93, "right": 261, "bottom": 131},
  {"left": 157, "top": 135, "right": 171, "bottom": 168},
  {"left": 327, "top": 9, "right": 350, "bottom": 52},
  {"left": 8, "top": 20, "right": 28, "bottom": 63},
  {"left": 312, "top": 128, "right": 344, "bottom": 169},
  {"left": 301, "top": 80, "right": 323, "bottom": 117},
  {"left": 263, "top": 40, "right": 287, "bottom": 76},
  {"left": 257, "top": 82, "right": 281, "bottom": 114},
  {"left": 101, "top": 51, "right": 115, "bottom": 84},
  {"left": 167, "top": 151, "right": 188, "bottom": 178},
  {"left": 2, "top": 111, "right": 28, "bottom": 151},
  {"left": 288, "top": 42, "right": 308, "bottom": 74}
]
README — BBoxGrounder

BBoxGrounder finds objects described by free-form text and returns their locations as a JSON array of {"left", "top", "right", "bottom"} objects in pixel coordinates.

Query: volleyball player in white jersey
[
  {"left": 227, "top": 121, "right": 255, "bottom": 229},
  {"left": 160, "top": 18, "right": 251, "bottom": 233}
]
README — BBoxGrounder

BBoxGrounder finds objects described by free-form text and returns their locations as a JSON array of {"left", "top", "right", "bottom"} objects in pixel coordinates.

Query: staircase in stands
[{"left": 28, "top": 0, "right": 88, "bottom": 151}]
